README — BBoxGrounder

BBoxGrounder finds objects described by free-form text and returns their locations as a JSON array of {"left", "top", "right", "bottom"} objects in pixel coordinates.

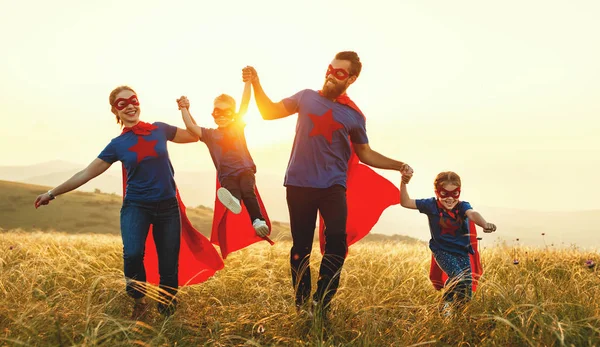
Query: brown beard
[{"left": 321, "top": 79, "right": 347, "bottom": 99}]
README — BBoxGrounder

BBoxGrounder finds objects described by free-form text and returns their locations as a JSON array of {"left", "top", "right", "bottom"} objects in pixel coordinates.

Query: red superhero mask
[
  {"left": 212, "top": 108, "right": 235, "bottom": 119},
  {"left": 326, "top": 64, "right": 350, "bottom": 81},
  {"left": 113, "top": 95, "right": 140, "bottom": 110},
  {"left": 436, "top": 186, "right": 461, "bottom": 199}
]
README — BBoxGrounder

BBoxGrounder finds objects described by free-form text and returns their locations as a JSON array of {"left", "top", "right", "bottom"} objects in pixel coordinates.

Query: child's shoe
[
  {"left": 440, "top": 302, "right": 454, "bottom": 319},
  {"left": 252, "top": 218, "right": 269, "bottom": 237},
  {"left": 217, "top": 187, "right": 242, "bottom": 214}
]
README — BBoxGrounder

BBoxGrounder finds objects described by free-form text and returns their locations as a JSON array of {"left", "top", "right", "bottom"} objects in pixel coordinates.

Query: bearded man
[{"left": 242, "top": 51, "right": 413, "bottom": 316}]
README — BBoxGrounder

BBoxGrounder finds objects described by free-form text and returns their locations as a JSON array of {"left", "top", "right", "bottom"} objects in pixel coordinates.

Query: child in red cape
[
  {"left": 400, "top": 170, "right": 497, "bottom": 317},
  {"left": 177, "top": 82, "right": 273, "bottom": 259}
]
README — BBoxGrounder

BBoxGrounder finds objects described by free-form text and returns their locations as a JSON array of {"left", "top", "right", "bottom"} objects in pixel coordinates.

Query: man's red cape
[
  {"left": 210, "top": 176, "right": 274, "bottom": 259},
  {"left": 429, "top": 219, "right": 483, "bottom": 291},
  {"left": 120, "top": 121, "right": 224, "bottom": 286},
  {"left": 316, "top": 92, "right": 401, "bottom": 254}
]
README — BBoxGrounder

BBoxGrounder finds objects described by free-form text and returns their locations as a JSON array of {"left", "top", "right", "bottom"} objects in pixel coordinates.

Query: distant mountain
[
  {"left": 9, "top": 164, "right": 291, "bottom": 221},
  {"left": 375, "top": 205, "right": 600, "bottom": 250},
  {"left": 0, "top": 180, "right": 421, "bottom": 245},
  {"left": 0, "top": 160, "right": 81, "bottom": 182},
  {"left": 0, "top": 179, "right": 287, "bottom": 240},
  {"left": 2, "top": 161, "right": 599, "bottom": 250}
]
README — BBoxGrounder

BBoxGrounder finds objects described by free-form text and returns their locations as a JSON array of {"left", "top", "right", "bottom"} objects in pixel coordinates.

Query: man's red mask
[
  {"left": 326, "top": 64, "right": 350, "bottom": 81},
  {"left": 113, "top": 95, "right": 140, "bottom": 110},
  {"left": 436, "top": 186, "right": 461, "bottom": 199}
]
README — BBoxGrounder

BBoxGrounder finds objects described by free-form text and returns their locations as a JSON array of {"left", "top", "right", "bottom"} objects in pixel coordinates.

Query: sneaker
[
  {"left": 441, "top": 302, "right": 453, "bottom": 318},
  {"left": 217, "top": 187, "right": 241, "bottom": 214},
  {"left": 252, "top": 219, "right": 269, "bottom": 237}
]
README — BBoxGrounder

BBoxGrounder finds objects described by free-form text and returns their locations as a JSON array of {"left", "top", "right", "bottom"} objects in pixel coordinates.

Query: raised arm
[
  {"left": 242, "top": 66, "right": 293, "bottom": 120},
  {"left": 176, "top": 96, "right": 202, "bottom": 141},
  {"left": 400, "top": 170, "right": 417, "bottom": 209},
  {"left": 235, "top": 81, "right": 252, "bottom": 120},
  {"left": 34, "top": 158, "right": 112, "bottom": 208}
]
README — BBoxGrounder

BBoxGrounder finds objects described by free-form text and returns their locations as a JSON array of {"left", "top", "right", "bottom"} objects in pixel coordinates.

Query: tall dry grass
[{"left": 1, "top": 230, "right": 599, "bottom": 346}]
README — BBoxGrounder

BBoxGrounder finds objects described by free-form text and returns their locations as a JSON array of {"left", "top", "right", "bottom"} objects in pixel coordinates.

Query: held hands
[
  {"left": 483, "top": 223, "right": 497, "bottom": 233},
  {"left": 242, "top": 66, "right": 258, "bottom": 83},
  {"left": 176, "top": 96, "right": 190, "bottom": 110},
  {"left": 400, "top": 163, "right": 413, "bottom": 184}
]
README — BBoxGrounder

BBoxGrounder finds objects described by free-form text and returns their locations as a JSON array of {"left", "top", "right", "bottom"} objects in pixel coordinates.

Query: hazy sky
[{"left": 1, "top": 0, "right": 598, "bottom": 211}]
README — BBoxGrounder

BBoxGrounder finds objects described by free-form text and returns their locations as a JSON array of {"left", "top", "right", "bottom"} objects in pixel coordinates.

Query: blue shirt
[
  {"left": 282, "top": 89, "right": 369, "bottom": 188},
  {"left": 200, "top": 121, "right": 256, "bottom": 183},
  {"left": 416, "top": 197, "right": 474, "bottom": 255},
  {"left": 98, "top": 122, "right": 177, "bottom": 202}
]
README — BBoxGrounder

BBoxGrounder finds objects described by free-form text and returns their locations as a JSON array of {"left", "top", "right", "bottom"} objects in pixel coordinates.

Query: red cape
[
  {"left": 210, "top": 175, "right": 274, "bottom": 259},
  {"left": 317, "top": 93, "right": 401, "bottom": 254},
  {"left": 120, "top": 122, "right": 224, "bottom": 286},
  {"left": 429, "top": 219, "right": 483, "bottom": 291}
]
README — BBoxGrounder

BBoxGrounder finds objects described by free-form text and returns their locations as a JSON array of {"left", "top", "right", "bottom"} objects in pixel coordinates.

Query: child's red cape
[
  {"left": 429, "top": 219, "right": 483, "bottom": 291},
  {"left": 210, "top": 176, "right": 274, "bottom": 259},
  {"left": 316, "top": 92, "right": 401, "bottom": 254},
  {"left": 120, "top": 122, "right": 224, "bottom": 286}
]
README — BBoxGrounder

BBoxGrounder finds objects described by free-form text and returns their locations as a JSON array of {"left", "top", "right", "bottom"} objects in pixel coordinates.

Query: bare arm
[
  {"left": 171, "top": 127, "right": 200, "bottom": 143},
  {"left": 175, "top": 96, "right": 202, "bottom": 142},
  {"left": 34, "top": 158, "right": 112, "bottom": 208},
  {"left": 188, "top": 111, "right": 199, "bottom": 125},
  {"left": 235, "top": 81, "right": 252, "bottom": 120},
  {"left": 400, "top": 181, "right": 417, "bottom": 209},
  {"left": 242, "top": 66, "right": 293, "bottom": 120},
  {"left": 179, "top": 108, "right": 203, "bottom": 140},
  {"left": 465, "top": 209, "right": 497, "bottom": 232},
  {"left": 353, "top": 143, "right": 411, "bottom": 172}
]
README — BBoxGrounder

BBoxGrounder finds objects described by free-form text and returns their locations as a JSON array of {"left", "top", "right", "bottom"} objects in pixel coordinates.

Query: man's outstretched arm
[
  {"left": 242, "top": 66, "right": 293, "bottom": 120},
  {"left": 353, "top": 143, "right": 413, "bottom": 173}
]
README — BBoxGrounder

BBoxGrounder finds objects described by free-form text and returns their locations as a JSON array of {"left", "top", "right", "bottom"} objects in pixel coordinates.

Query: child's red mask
[
  {"left": 326, "top": 64, "right": 350, "bottom": 81},
  {"left": 113, "top": 95, "right": 140, "bottom": 110},
  {"left": 435, "top": 186, "right": 461, "bottom": 199},
  {"left": 212, "top": 108, "right": 234, "bottom": 119}
]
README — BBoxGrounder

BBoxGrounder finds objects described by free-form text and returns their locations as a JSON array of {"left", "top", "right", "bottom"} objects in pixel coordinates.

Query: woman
[{"left": 34, "top": 86, "right": 224, "bottom": 318}]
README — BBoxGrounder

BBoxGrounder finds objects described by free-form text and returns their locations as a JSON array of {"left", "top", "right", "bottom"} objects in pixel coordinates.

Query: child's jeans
[
  {"left": 220, "top": 170, "right": 264, "bottom": 222},
  {"left": 432, "top": 249, "right": 472, "bottom": 304}
]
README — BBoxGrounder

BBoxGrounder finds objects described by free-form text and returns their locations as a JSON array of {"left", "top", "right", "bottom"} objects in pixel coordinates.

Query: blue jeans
[
  {"left": 120, "top": 197, "right": 181, "bottom": 305},
  {"left": 286, "top": 185, "right": 348, "bottom": 310},
  {"left": 432, "top": 250, "right": 472, "bottom": 304}
]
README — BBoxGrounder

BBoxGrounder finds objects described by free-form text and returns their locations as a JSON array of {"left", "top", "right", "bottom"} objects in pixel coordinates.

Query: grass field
[{"left": 1, "top": 230, "right": 599, "bottom": 346}]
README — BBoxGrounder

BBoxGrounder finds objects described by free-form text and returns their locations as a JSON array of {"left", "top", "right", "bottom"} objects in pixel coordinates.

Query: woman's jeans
[{"left": 120, "top": 197, "right": 181, "bottom": 307}]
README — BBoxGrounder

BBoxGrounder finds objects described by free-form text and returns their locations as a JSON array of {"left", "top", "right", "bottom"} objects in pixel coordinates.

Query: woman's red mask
[
  {"left": 113, "top": 95, "right": 140, "bottom": 110},
  {"left": 326, "top": 64, "right": 350, "bottom": 81},
  {"left": 436, "top": 186, "right": 461, "bottom": 199}
]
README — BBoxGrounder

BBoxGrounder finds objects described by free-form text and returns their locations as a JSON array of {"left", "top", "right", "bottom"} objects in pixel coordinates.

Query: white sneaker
[
  {"left": 252, "top": 218, "right": 269, "bottom": 237},
  {"left": 217, "top": 187, "right": 241, "bottom": 214},
  {"left": 441, "top": 302, "right": 453, "bottom": 318}
]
